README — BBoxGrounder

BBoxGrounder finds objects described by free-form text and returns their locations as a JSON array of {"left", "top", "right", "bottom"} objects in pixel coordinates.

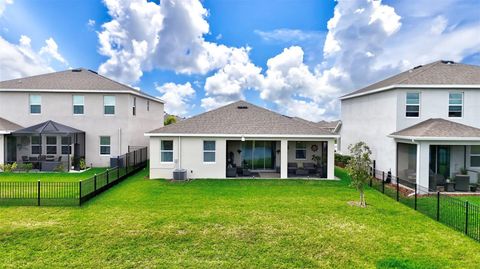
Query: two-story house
[
  {"left": 0, "top": 68, "right": 164, "bottom": 170},
  {"left": 340, "top": 60, "right": 480, "bottom": 191}
]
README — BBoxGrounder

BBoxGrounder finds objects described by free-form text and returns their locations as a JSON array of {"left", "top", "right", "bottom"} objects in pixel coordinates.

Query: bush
[
  {"left": 54, "top": 164, "right": 65, "bottom": 172},
  {"left": 335, "top": 153, "right": 352, "bottom": 167},
  {"left": 0, "top": 162, "right": 17, "bottom": 172},
  {"left": 17, "top": 163, "right": 33, "bottom": 173},
  {"left": 79, "top": 158, "right": 87, "bottom": 170}
]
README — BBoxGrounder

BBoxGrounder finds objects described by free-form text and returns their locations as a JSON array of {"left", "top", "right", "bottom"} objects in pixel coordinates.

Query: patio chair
[
  {"left": 226, "top": 166, "right": 237, "bottom": 177},
  {"left": 21, "top": 156, "right": 29, "bottom": 163},
  {"left": 303, "top": 163, "right": 316, "bottom": 174},
  {"left": 454, "top": 175, "right": 470, "bottom": 192},
  {"left": 288, "top": 163, "right": 298, "bottom": 175}
]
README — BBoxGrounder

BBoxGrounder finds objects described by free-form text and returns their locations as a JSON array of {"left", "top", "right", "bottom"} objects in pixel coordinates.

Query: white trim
[
  {"left": 333, "top": 121, "right": 342, "bottom": 134},
  {"left": 389, "top": 135, "right": 480, "bottom": 141},
  {"left": 145, "top": 133, "right": 339, "bottom": 138},
  {"left": 160, "top": 139, "right": 174, "bottom": 163},
  {"left": 340, "top": 84, "right": 480, "bottom": 100},
  {"left": 0, "top": 131, "right": 13, "bottom": 134},
  {"left": 0, "top": 88, "right": 164, "bottom": 104}
]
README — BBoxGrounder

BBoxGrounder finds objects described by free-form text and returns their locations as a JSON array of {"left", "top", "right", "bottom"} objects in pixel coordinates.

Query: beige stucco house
[
  {"left": 0, "top": 68, "right": 164, "bottom": 170},
  {"left": 146, "top": 101, "right": 338, "bottom": 180}
]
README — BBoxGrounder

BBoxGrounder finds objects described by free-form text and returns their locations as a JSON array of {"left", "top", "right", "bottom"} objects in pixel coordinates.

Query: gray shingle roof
[
  {"left": 12, "top": 120, "right": 84, "bottom": 135},
  {"left": 0, "top": 68, "right": 163, "bottom": 103},
  {"left": 0, "top": 117, "right": 22, "bottom": 132},
  {"left": 342, "top": 60, "right": 480, "bottom": 99},
  {"left": 148, "top": 100, "right": 336, "bottom": 136},
  {"left": 390, "top": 118, "right": 480, "bottom": 138}
]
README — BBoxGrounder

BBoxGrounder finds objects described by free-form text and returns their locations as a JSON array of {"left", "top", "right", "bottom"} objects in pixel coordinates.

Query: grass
[
  {"left": 0, "top": 168, "right": 107, "bottom": 182},
  {"left": 0, "top": 167, "right": 479, "bottom": 268}
]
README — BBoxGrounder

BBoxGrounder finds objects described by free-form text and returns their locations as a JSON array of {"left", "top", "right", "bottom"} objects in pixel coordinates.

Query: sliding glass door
[{"left": 242, "top": 141, "right": 275, "bottom": 170}]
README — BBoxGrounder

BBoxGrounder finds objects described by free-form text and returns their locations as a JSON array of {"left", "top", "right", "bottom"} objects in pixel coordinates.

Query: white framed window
[
  {"left": 160, "top": 140, "right": 173, "bottom": 163},
  {"left": 104, "top": 96, "right": 115, "bottom": 115},
  {"left": 30, "top": 95, "right": 41, "bottom": 114},
  {"left": 295, "top": 142, "right": 307, "bottom": 160},
  {"left": 448, "top": 92, "right": 463, "bottom": 118},
  {"left": 132, "top": 97, "right": 136, "bottom": 116},
  {"left": 46, "top": 136, "right": 57, "bottom": 155},
  {"left": 470, "top": 146, "right": 480, "bottom": 168},
  {"left": 73, "top": 95, "right": 84, "bottom": 115},
  {"left": 61, "top": 136, "right": 72, "bottom": 155},
  {"left": 31, "top": 136, "right": 41, "bottom": 155},
  {"left": 100, "top": 136, "right": 111, "bottom": 155},
  {"left": 406, "top": 92, "right": 420, "bottom": 117},
  {"left": 203, "top": 141, "right": 216, "bottom": 163}
]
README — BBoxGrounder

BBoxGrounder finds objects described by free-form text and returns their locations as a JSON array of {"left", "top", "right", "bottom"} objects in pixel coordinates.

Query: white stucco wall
[
  {"left": 340, "top": 90, "right": 398, "bottom": 175},
  {"left": 0, "top": 134, "right": 4, "bottom": 165},
  {"left": 0, "top": 91, "right": 163, "bottom": 167}
]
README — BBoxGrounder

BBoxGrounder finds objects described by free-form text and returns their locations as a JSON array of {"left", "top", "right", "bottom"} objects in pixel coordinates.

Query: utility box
[{"left": 173, "top": 169, "right": 187, "bottom": 180}]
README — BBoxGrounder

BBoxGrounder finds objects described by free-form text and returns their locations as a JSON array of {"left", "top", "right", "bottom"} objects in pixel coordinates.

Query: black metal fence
[
  {"left": 369, "top": 167, "right": 480, "bottom": 242},
  {"left": 0, "top": 147, "right": 148, "bottom": 206}
]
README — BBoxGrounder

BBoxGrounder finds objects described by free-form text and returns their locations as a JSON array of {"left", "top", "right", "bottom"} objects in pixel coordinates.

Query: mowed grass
[
  {"left": 0, "top": 168, "right": 107, "bottom": 182},
  {"left": 0, "top": 168, "right": 479, "bottom": 268}
]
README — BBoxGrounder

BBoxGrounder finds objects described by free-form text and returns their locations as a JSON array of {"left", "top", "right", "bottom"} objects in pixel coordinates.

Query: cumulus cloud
[
  {"left": 0, "top": 0, "right": 13, "bottom": 17},
  {"left": 97, "top": 0, "right": 250, "bottom": 85},
  {"left": 39, "top": 37, "right": 68, "bottom": 65},
  {"left": 156, "top": 82, "right": 195, "bottom": 117},
  {"left": 255, "top": 29, "right": 324, "bottom": 42}
]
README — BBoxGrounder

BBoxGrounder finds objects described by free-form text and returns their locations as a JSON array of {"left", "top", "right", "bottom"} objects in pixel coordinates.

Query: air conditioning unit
[{"left": 173, "top": 169, "right": 187, "bottom": 181}]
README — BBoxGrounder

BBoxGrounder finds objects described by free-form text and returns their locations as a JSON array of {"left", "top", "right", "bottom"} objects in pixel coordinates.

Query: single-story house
[{"left": 145, "top": 100, "right": 338, "bottom": 179}]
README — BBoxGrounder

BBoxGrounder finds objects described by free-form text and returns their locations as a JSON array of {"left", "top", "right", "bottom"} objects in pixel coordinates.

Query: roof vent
[
  {"left": 441, "top": 60, "right": 455, "bottom": 65},
  {"left": 413, "top": 65, "right": 423, "bottom": 70},
  {"left": 71, "top": 69, "right": 82, "bottom": 72},
  {"left": 237, "top": 105, "right": 248, "bottom": 109}
]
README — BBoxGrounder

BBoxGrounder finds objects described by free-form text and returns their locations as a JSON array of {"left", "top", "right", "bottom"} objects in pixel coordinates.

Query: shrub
[
  {"left": 0, "top": 162, "right": 17, "bottom": 173},
  {"left": 335, "top": 153, "right": 352, "bottom": 167},
  {"left": 17, "top": 163, "right": 33, "bottom": 173},
  {"left": 54, "top": 164, "right": 65, "bottom": 172},
  {"left": 79, "top": 158, "right": 87, "bottom": 170}
]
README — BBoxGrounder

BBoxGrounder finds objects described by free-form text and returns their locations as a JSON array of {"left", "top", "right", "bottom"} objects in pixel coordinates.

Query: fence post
[
  {"left": 382, "top": 171, "right": 385, "bottom": 193},
  {"left": 37, "top": 180, "right": 41, "bottom": 206},
  {"left": 414, "top": 183, "right": 417, "bottom": 210},
  {"left": 396, "top": 178, "right": 399, "bottom": 201},
  {"left": 79, "top": 180, "right": 82, "bottom": 205},
  {"left": 436, "top": 191, "right": 440, "bottom": 221},
  {"left": 94, "top": 174, "right": 97, "bottom": 192},
  {"left": 369, "top": 174, "right": 372, "bottom": 187},
  {"left": 126, "top": 153, "right": 129, "bottom": 174},
  {"left": 117, "top": 156, "right": 120, "bottom": 179},
  {"left": 106, "top": 169, "right": 109, "bottom": 185},
  {"left": 134, "top": 150, "right": 137, "bottom": 169},
  {"left": 465, "top": 201, "right": 469, "bottom": 235}
]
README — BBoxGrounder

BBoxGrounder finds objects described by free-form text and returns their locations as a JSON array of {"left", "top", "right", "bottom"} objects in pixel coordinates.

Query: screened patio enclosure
[{"left": 5, "top": 120, "right": 86, "bottom": 171}]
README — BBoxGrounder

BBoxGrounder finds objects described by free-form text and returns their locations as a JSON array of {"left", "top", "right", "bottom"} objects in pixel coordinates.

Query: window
[
  {"left": 203, "top": 141, "right": 216, "bottom": 163},
  {"left": 295, "top": 142, "right": 307, "bottom": 160},
  {"left": 104, "top": 96, "right": 115, "bottom": 115},
  {"left": 160, "top": 140, "right": 173, "bottom": 163},
  {"left": 100, "top": 136, "right": 111, "bottom": 155},
  {"left": 406, "top": 92, "right": 420, "bottom": 117},
  {"left": 449, "top": 92, "right": 463, "bottom": 117},
  {"left": 471, "top": 146, "right": 480, "bottom": 167},
  {"left": 132, "top": 97, "right": 136, "bottom": 116},
  {"left": 30, "top": 95, "right": 41, "bottom": 114},
  {"left": 61, "top": 136, "right": 72, "bottom": 155},
  {"left": 147, "top": 100, "right": 150, "bottom": 111},
  {"left": 31, "top": 136, "right": 41, "bottom": 154},
  {"left": 46, "top": 136, "right": 57, "bottom": 154},
  {"left": 73, "top": 95, "right": 84, "bottom": 115}
]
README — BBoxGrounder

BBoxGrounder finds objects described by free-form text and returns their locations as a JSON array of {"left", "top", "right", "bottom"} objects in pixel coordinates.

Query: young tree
[
  {"left": 346, "top": 141, "right": 372, "bottom": 207},
  {"left": 164, "top": 115, "right": 177, "bottom": 125}
]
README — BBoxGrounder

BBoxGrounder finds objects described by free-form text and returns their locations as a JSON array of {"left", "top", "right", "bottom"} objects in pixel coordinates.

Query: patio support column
[
  {"left": 280, "top": 139, "right": 288, "bottom": 179},
  {"left": 327, "top": 139, "right": 335, "bottom": 179},
  {"left": 416, "top": 142, "right": 430, "bottom": 192}
]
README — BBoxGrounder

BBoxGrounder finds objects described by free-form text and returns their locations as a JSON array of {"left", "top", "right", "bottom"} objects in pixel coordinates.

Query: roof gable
[
  {"left": 147, "top": 100, "right": 336, "bottom": 136},
  {"left": 0, "top": 117, "right": 22, "bottom": 132}
]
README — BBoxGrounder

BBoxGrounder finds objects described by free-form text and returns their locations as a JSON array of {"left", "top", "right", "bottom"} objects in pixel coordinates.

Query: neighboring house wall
[
  {"left": 0, "top": 134, "right": 4, "bottom": 165},
  {"left": 0, "top": 91, "right": 163, "bottom": 167},
  {"left": 340, "top": 90, "right": 398, "bottom": 175}
]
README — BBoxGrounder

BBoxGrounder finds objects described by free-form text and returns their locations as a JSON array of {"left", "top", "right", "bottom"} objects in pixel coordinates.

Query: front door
[
  {"left": 5, "top": 135, "right": 16, "bottom": 162},
  {"left": 437, "top": 146, "right": 451, "bottom": 179}
]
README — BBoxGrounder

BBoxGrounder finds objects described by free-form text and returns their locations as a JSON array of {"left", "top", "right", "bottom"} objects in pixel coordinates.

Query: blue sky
[{"left": 1, "top": 0, "right": 479, "bottom": 120}]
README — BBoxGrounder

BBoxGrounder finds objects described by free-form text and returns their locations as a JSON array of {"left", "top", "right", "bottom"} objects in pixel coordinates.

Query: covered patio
[
  {"left": 391, "top": 119, "right": 480, "bottom": 193},
  {"left": 5, "top": 120, "right": 86, "bottom": 172}
]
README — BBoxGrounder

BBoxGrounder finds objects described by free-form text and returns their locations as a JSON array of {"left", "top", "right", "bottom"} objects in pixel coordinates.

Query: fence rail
[
  {"left": 0, "top": 147, "right": 148, "bottom": 206},
  {"left": 369, "top": 166, "right": 480, "bottom": 242}
]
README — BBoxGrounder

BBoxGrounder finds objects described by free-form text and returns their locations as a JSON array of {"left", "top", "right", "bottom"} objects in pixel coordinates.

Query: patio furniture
[
  {"left": 288, "top": 163, "right": 297, "bottom": 174},
  {"left": 445, "top": 182, "right": 455, "bottom": 192},
  {"left": 295, "top": 168, "right": 308, "bottom": 176},
  {"left": 303, "top": 162, "right": 316, "bottom": 174},
  {"left": 226, "top": 167, "right": 237, "bottom": 177},
  {"left": 46, "top": 155, "right": 55, "bottom": 162},
  {"left": 21, "top": 156, "right": 29, "bottom": 163},
  {"left": 454, "top": 175, "right": 470, "bottom": 192},
  {"left": 242, "top": 169, "right": 252, "bottom": 177}
]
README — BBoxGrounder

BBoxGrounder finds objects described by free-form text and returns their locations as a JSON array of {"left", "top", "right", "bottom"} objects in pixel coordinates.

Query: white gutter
[
  {"left": 0, "top": 88, "right": 164, "bottom": 104},
  {"left": 388, "top": 134, "right": 480, "bottom": 141},
  {"left": 340, "top": 84, "right": 480, "bottom": 100},
  {"left": 0, "top": 131, "right": 14, "bottom": 134},
  {"left": 144, "top": 133, "right": 340, "bottom": 139}
]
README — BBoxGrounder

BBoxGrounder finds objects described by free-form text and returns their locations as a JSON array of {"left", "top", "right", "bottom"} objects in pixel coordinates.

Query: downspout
[
  {"left": 178, "top": 136, "right": 181, "bottom": 169},
  {"left": 118, "top": 128, "right": 122, "bottom": 155}
]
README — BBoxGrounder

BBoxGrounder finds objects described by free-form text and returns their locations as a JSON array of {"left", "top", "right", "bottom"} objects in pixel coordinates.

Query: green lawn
[
  {"left": 0, "top": 168, "right": 479, "bottom": 268},
  {"left": 0, "top": 168, "right": 107, "bottom": 182}
]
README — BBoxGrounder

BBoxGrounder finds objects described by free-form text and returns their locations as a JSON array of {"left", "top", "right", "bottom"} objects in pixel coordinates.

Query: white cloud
[
  {"left": 97, "top": 0, "right": 250, "bottom": 85},
  {"left": 87, "top": 19, "right": 96, "bottom": 27},
  {"left": 255, "top": 29, "right": 324, "bottom": 42},
  {"left": 39, "top": 37, "right": 68, "bottom": 65},
  {"left": 156, "top": 82, "right": 195, "bottom": 116},
  {"left": 0, "top": 0, "right": 13, "bottom": 17},
  {"left": 0, "top": 35, "right": 55, "bottom": 80}
]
